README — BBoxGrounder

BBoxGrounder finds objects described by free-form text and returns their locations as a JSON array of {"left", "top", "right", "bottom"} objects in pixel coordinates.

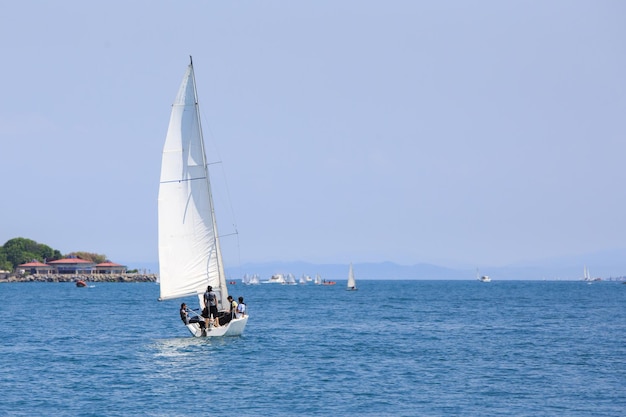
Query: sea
[{"left": 1, "top": 280, "right": 625, "bottom": 416}]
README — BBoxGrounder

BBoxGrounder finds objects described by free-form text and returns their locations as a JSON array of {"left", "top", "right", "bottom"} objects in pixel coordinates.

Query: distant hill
[{"left": 124, "top": 248, "right": 626, "bottom": 281}]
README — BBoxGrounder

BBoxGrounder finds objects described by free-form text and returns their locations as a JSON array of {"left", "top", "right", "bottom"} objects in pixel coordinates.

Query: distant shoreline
[{"left": 0, "top": 273, "right": 157, "bottom": 283}]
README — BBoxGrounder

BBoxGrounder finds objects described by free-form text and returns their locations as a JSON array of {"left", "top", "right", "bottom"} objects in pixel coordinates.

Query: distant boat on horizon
[
  {"left": 582, "top": 266, "right": 601, "bottom": 282},
  {"left": 346, "top": 263, "right": 357, "bottom": 291},
  {"left": 284, "top": 273, "right": 297, "bottom": 285},
  {"left": 263, "top": 274, "right": 286, "bottom": 284},
  {"left": 243, "top": 274, "right": 260, "bottom": 285},
  {"left": 476, "top": 268, "right": 491, "bottom": 283}
]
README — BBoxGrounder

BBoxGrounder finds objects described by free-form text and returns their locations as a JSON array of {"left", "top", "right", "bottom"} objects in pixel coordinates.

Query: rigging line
[
  {"left": 202, "top": 125, "right": 239, "bottom": 230},
  {"left": 199, "top": 109, "right": 242, "bottom": 272},
  {"left": 207, "top": 156, "right": 241, "bottom": 265}
]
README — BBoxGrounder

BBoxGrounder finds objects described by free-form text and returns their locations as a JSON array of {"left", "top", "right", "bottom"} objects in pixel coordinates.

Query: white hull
[
  {"left": 476, "top": 268, "right": 491, "bottom": 282},
  {"left": 263, "top": 274, "right": 286, "bottom": 284},
  {"left": 186, "top": 316, "right": 249, "bottom": 338}
]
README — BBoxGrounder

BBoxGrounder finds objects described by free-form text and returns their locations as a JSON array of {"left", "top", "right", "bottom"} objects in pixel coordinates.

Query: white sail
[
  {"left": 158, "top": 61, "right": 228, "bottom": 309},
  {"left": 285, "top": 273, "right": 297, "bottom": 285},
  {"left": 347, "top": 263, "right": 357, "bottom": 290}
]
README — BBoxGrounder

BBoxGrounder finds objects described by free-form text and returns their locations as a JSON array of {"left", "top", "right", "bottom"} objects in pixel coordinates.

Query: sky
[{"left": 1, "top": 1, "right": 625, "bottom": 271}]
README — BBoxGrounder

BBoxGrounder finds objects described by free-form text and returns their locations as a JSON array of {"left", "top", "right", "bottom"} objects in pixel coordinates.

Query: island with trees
[{"left": 0, "top": 237, "right": 156, "bottom": 283}]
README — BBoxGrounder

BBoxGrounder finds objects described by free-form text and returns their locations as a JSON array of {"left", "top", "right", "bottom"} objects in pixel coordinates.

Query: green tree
[
  {"left": 1, "top": 237, "right": 62, "bottom": 269},
  {"left": 0, "top": 251, "right": 12, "bottom": 271}
]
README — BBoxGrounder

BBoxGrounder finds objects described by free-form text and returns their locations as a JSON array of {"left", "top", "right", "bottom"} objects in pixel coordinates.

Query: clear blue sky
[{"left": 1, "top": 1, "right": 625, "bottom": 269}]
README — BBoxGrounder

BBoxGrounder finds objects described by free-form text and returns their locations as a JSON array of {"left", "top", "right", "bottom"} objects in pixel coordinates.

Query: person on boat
[
  {"left": 203, "top": 286, "right": 220, "bottom": 328},
  {"left": 227, "top": 295, "right": 238, "bottom": 319},
  {"left": 236, "top": 296, "right": 246, "bottom": 318},
  {"left": 180, "top": 303, "right": 206, "bottom": 330}
]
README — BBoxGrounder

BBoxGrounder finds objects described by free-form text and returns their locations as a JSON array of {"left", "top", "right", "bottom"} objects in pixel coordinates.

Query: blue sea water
[{"left": 1, "top": 280, "right": 625, "bottom": 416}]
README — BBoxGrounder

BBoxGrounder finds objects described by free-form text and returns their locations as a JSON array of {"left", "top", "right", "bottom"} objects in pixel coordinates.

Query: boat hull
[{"left": 185, "top": 315, "right": 249, "bottom": 338}]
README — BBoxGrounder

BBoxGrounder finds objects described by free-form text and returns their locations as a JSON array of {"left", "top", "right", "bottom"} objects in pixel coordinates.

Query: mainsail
[
  {"left": 347, "top": 263, "right": 356, "bottom": 290},
  {"left": 157, "top": 60, "right": 228, "bottom": 309}
]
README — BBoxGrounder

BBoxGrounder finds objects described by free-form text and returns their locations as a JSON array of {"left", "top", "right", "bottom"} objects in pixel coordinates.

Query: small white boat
[
  {"left": 157, "top": 57, "right": 248, "bottom": 337},
  {"left": 263, "top": 274, "right": 286, "bottom": 284},
  {"left": 476, "top": 268, "right": 491, "bottom": 282},
  {"left": 346, "top": 263, "right": 357, "bottom": 291}
]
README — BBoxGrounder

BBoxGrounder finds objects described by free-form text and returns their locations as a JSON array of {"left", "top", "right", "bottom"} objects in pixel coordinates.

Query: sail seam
[{"left": 160, "top": 177, "right": 207, "bottom": 184}]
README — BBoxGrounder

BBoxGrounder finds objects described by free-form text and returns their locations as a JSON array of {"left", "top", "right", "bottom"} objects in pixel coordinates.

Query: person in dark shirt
[
  {"left": 203, "top": 285, "right": 220, "bottom": 327},
  {"left": 180, "top": 302, "right": 206, "bottom": 332}
]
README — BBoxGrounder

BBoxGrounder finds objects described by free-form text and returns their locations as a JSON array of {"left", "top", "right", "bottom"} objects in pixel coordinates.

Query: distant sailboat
[
  {"left": 157, "top": 58, "right": 248, "bottom": 337},
  {"left": 243, "top": 274, "right": 260, "bottom": 285},
  {"left": 582, "top": 266, "right": 601, "bottom": 282},
  {"left": 346, "top": 263, "right": 357, "bottom": 291},
  {"left": 476, "top": 268, "right": 491, "bottom": 283},
  {"left": 285, "top": 273, "right": 297, "bottom": 285}
]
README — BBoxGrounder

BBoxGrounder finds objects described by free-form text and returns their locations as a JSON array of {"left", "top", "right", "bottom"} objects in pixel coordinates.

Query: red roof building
[
  {"left": 47, "top": 258, "right": 96, "bottom": 274},
  {"left": 15, "top": 257, "right": 127, "bottom": 275},
  {"left": 95, "top": 262, "right": 127, "bottom": 274},
  {"left": 17, "top": 261, "right": 56, "bottom": 275}
]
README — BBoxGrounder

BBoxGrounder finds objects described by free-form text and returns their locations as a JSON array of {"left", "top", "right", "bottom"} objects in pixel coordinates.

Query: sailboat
[
  {"left": 157, "top": 57, "right": 248, "bottom": 337},
  {"left": 243, "top": 274, "right": 260, "bottom": 285},
  {"left": 285, "top": 273, "right": 297, "bottom": 285},
  {"left": 346, "top": 263, "right": 357, "bottom": 291},
  {"left": 476, "top": 268, "right": 491, "bottom": 283},
  {"left": 582, "top": 266, "right": 601, "bottom": 282}
]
